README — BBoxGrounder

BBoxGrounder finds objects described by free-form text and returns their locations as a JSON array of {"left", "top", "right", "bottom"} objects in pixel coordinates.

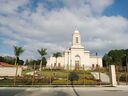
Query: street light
[{"left": 96, "top": 52, "right": 101, "bottom": 85}]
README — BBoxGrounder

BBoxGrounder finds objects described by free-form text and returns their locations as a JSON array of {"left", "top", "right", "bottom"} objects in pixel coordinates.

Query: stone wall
[{"left": 0, "top": 67, "right": 22, "bottom": 76}]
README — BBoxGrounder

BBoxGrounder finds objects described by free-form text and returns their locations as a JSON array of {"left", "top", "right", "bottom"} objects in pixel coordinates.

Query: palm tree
[
  {"left": 13, "top": 46, "right": 24, "bottom": 85},
  {"left": 37, "top": 48, "right": 47, "bottom": 71},
  {"left": 53, "top": 52, "right": 62, "bottom": 68},
  {"left": 14, "top": 46, "right": 24, "bottom": 65}
]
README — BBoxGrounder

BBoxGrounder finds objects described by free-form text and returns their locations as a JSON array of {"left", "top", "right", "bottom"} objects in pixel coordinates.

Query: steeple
[{"left": 71, "top": 28, "right": 84, "bottom": 49}]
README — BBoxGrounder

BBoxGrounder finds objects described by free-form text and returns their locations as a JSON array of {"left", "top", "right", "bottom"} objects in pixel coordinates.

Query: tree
[
  {"left": 53, "top": 52, "right": 62, "bottom": 68},
  {"left": 0, "top": 56, "right": 16, "bottom": 65},
  {"left": 68, "top": 71, "right": 79, "bottom": 85},
  {"left": 0, "top": 56, "right": 4, "bottom": 62},
  {"left": 37, "top": 48, "right": 47, "bottom": 71},
  {"left": 18, "top": 59, "right": 24, "bottom": 65},
  {"left": 103, "top": 49, "right": 128, "bottom": 67},
  {"left": 41, "top": 57, "right": 47, "bottom": 67},
  {"left": 13, "top": 46, "right": 24, "bottom": 85},
  {"left": 14, "top": 46, "right": 24, "bottom": 65},
  {"left": 103, "top": 54, "right": 112, "bottom": 67}
]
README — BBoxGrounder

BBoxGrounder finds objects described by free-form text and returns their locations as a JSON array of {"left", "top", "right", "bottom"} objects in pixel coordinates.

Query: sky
[{"left": 0, "top": 0, "right": 128, "bottom": 60}]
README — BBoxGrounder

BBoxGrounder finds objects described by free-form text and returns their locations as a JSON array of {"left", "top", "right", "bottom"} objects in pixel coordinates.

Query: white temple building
[{"left": 47, "top": 29, "right": 103, "bottom": 70}]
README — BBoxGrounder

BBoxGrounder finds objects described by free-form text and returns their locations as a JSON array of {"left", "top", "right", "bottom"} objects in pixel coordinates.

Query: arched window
[
  {"left": 92, "top": 64, "right": 95, "bottom": 68},
  {"left": 58, "top": 63, "right": 61, "bottom": 68},
  {"left": 76, "top": 37, "right": 78, "bottom": 43},
  {"left": 54, "top": 63, "right": 56, "bottom": 67},
  {"left": 75, "top": 55, "right": 80, "bottom": 60},
  {"left": 96, "top": 64, "right": 99, "bottom": 69}
]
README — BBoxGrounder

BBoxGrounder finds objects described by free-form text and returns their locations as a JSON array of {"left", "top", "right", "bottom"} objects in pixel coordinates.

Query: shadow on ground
[
  {"left": 0, "top": 89, "right": 25, "bottom": 96},
  {"left": 0, "top": 87, "right": 80, "bottom": 96},
  {"left": 72, "top": 86, "right": 80, "bottom": 96}
]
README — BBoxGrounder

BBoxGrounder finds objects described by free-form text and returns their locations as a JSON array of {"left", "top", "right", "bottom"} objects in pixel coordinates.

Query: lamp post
[
  {"left": 96, "top": 52, "right": 101, "bottom": 85},
  {"left": 67, "top": 51, "right": 70, "bottom": 86},
  {"left": 83, "top": 64, "right": 86, "bottom": 86}
]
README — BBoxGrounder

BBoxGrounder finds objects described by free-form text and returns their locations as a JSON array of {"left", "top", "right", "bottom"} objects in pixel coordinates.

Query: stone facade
[{"left": 47, "top": 29, "right": 102, "bottom": 70}]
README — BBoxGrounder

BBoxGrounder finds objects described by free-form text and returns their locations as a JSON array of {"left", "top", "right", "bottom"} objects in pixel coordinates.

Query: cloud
[
  {"left": 88, "top": 0, "right": 114, "bottom": 14},
  {"left": 0, "top": 0, "right": 128, "bottom": 60},
  {"left": 0, "top": 0, "right": 29, "bottom": 14},
  {"left": 3, "top": 39, "right": 18, "bottom": 46}
]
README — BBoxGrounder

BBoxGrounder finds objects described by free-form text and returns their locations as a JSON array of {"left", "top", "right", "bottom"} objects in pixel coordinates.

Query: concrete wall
[
  {"left": 47, "top": 52, "right": 103, "bottom": 70},
  {"left": 47, "top": 56, "right": 65, "bottom": 68},
  {"left": 90, "top": 56, "right": 103, "bottom": 67},
  {"left": 0, "top": 67, "right": 22, "bottom": 76}
]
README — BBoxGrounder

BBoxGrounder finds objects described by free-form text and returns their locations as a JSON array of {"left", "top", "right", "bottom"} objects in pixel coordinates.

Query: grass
[
  {"left": 37, "top": 69, "right": 94, "bottom": 79},
  {"left": 0, "top": 69, "right": 102, "bottom": 86}
]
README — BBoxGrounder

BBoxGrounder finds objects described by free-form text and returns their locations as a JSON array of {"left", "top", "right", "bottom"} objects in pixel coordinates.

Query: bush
[{"left": 119, "top": 73, "right": 128, "bottom": 82}]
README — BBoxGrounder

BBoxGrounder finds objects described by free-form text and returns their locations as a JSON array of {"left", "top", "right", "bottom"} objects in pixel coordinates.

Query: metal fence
[
  {"left": 0, "top": 66, "right": 112, "bottom": 86},
  {"left": 115, "top": 65, "right": 128, "bottom": 85}
]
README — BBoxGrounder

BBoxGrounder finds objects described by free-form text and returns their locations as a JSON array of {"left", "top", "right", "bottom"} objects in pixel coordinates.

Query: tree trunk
[
  {"left": 39, "top": 59, "right": 42, "bottom": 71},
  {"left": 56, "top": 57, "right": 57, "bottom": 69},
  {"left": 14, "top": 57, "right": 18, "bottom": 85},
  {"left": 14, "top": 57, "right": 17, "bottom": 66},
  {"left": 32, "top": 63, "right": 36, "bottom": 85}
]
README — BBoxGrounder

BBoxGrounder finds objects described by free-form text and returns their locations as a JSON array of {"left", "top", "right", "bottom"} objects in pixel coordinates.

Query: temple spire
[
  {"left": 75, "top": 26, "right": 78, "bottom": 31},
  {"left": 72, "top": 28, "right": 81, "bottom": 47}
]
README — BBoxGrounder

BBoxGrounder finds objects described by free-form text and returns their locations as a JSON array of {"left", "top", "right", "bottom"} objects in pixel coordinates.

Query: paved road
[{"left": 0, "top": 86, "right": 128, "bottom": 96}]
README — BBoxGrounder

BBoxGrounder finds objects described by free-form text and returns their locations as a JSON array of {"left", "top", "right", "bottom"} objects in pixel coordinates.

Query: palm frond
[
  {"left": 14, "top": 46, "right": 24, "bottom": 57},
  {"left": 38, "top": 48, "right": 47, "bottom": 57},
  {"left": 53, "top": 52, "right": 62, "bottom": 58}
]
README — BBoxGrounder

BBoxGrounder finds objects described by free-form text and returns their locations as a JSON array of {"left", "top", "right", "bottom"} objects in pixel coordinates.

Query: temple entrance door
[
  {"left": 75, "top": 61, "right": 80, "bottom": 70},
  {"left": 75, "top": 55, "right": 80, "bottom": 70}
]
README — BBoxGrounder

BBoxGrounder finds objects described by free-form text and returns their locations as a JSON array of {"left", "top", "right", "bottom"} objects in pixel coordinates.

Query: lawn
[{"left": 0, "top": 69, "right": 99, "bottom": 86}]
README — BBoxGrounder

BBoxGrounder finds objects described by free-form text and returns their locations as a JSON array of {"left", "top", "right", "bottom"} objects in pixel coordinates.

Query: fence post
[
  {"left": 110, "top": 65, "right": 117, "bottom": 86},
  {"left": 126, "top": 62, "right": 128, "bottom": 85},
  {"left": 83, "top": 65, "right": 85, "bottom": 86},
  {"left": 50, "top": 66, "right": 52, "bottom": 85},
  {"left": 32, "top": 63, "right": 36, "bottom": 85},
  {"left": 116, "top": 65, "right": 120, "bottom": 85},
  {"left": 67, "top": 64, "right": 69, "bottom": 86},
  {"left": 98, "top": 66, "right": 101, "bottom": 86}
]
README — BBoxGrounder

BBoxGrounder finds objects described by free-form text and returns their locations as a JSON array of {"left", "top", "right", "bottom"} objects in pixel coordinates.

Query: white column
[{"left": 110, "top": 65, "right": 117, "bottom": 86}]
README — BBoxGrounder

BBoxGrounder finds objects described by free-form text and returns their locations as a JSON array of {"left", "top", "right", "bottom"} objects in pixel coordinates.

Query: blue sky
[
  {"left": 0, "top": 0, "right": 128, "bottom": 60},
  {"left": 104, "top": 0, "right": 128, "bottom": 18}
]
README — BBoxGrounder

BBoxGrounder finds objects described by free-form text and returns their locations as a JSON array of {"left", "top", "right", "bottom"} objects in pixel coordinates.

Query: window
[
  {"left": 54, "top": 63, "right": 56, "bottom": 67},
  {"left": 51, "top": 64, "right": 53, "bottom": 67},
  {"left": 92, "top": 64, "right": 95, "bottom": 68},
  {"left": 96, "top": 64, "right": 99, "bottom": 69},
  {"left": 58, "top": 63, "right": 61, "bottom": 68},
  {"left": 76, "top": 37, "right": 78, "bottom": 43}
]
